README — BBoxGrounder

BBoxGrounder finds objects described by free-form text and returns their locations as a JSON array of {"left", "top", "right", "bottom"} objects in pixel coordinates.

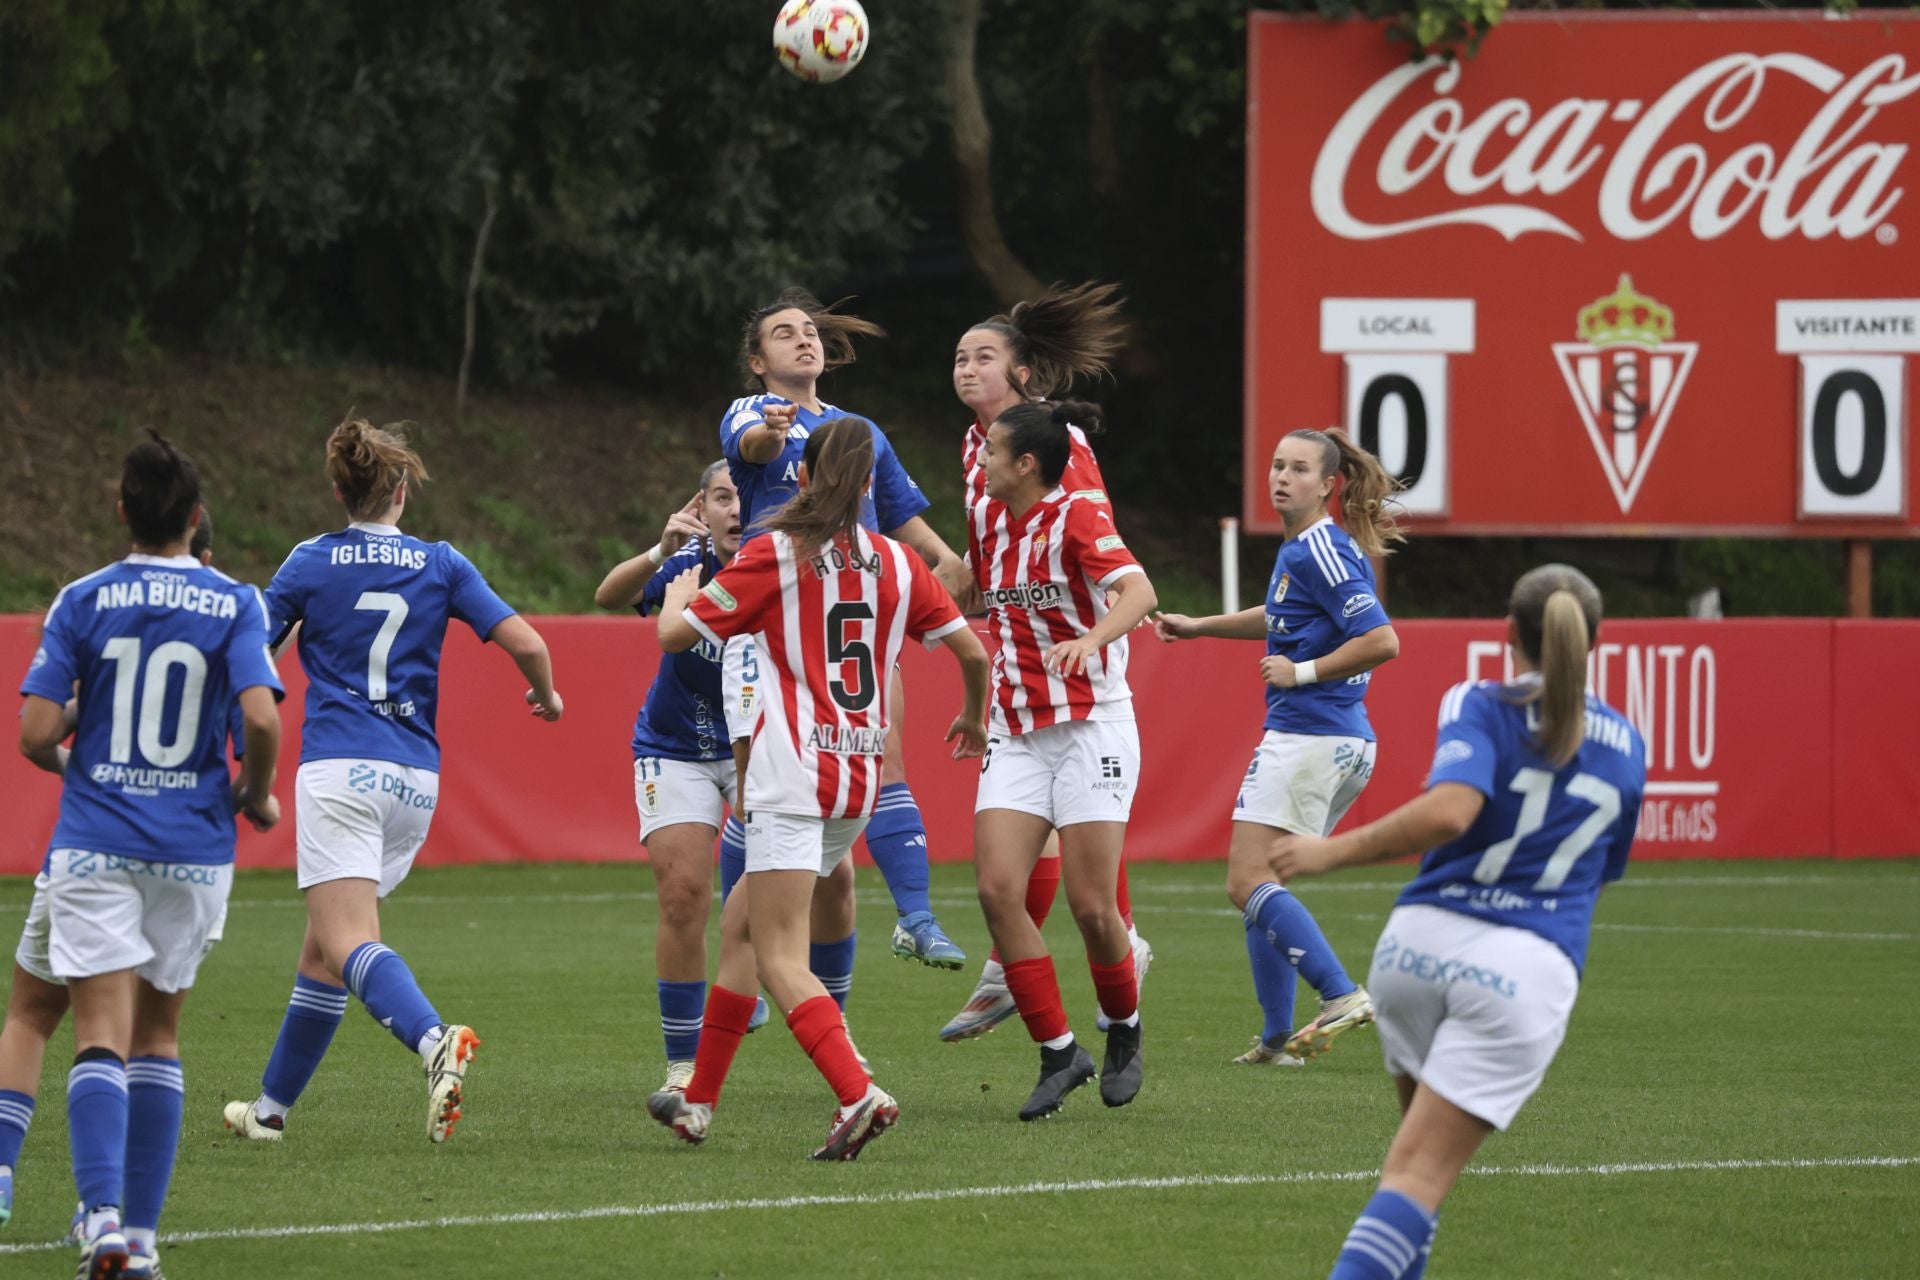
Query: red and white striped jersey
[
  {"left": 962, "top": 419, "right": 1110, "bottom": 588},
  {"left": 685, "top": 526, "right": 965, "bottom": 818},
  {"left": 973, "top": 486, "right": 1143, "bottom": 735}
]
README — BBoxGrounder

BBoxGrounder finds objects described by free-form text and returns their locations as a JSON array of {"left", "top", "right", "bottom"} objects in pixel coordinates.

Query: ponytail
[
  {"left": 740, "top": 289, "right": 884, "bottom": 390},
  {"left": 974, "top": 281, "right": 1126, "bottom": 399},
  {"left": 121, "top": 429, "right": 203, "bottom": 547},
  {"left": 761, "top": 418, "right": 875, "bottom": 558},
  {"left": 1284, "top": 427, "right": 1406, "bottom": 558},
  {"left": 326, "top": 414, "right": 430, "bottom": 521},
  {"left": 1507, "top": 564, "right": 1604, "bottom": 768},
  {"left": 993, "top": 399, "right": 1102, "bottom": 488}
]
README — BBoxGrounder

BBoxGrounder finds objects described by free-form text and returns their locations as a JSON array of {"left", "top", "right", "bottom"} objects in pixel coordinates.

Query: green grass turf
[{"left": 0, "top": 858, "right": 1915, "bottom": 1278}]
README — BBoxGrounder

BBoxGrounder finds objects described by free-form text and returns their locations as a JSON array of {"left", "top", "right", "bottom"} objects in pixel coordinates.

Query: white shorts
[
  {"left": 976, "top": 718, "right": 1140, "bottom": 827},
  {"left": 42, "top": 849, "right": 231, "bottom": 993},
  {"left": 722, "top": 635, "right": 762, "bottom": 742},
  {"left": 296, "top": 760, "right": 440, "bottom": 897},
  {"left": 635, "top": 756, "right": 737, "bottom": 842},
  {"left": 15, "top": 872, "right": 57, "bottom": 985},
  {"left": 1233, "top": 731, "right": 1376, "bottom": 836},
  {"left": 743, "top": 811, "right": 870, "bottom": 877},
  {"left": 1370, "top": 904, "right": 1580, "bottom": 1131}
]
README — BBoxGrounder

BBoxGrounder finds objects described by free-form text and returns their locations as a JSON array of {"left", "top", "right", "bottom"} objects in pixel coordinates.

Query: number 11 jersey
[{"left": 266, "top": 521, "right": 517, "bottom": 771}]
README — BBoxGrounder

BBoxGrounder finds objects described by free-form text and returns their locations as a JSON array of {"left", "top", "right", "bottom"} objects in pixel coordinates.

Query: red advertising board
[
  {"left": 1247, "top": 12, "right": 1920, "bottom": 537},
  {"left": 0, "top": 614, "right": 1909, "bottom": 877}
]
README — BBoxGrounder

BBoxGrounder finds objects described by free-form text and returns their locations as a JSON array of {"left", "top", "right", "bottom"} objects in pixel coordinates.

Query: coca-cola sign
[{"left": 1248, "top": 14, "right": 1920, "bottom": 538}]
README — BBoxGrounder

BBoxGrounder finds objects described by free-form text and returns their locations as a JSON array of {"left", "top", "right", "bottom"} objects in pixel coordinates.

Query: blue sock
[
  {"left": 67, "top": 1051, "right": 127, "bottom": 1212},
  {"left": 863, "top": 783, "right": 932, "bottom": 919},
  {"left": 0, "top": 1089, "right": 33, "bottom": 1168},
  {"left": 123, "top": 1057, "right": 183, "bottom": 1234},
  {"left": 1246, "top": 919, "right": 1298, "bottom": 1043},
  {"left": 1329, "top": 1189, "right": 1436, "bottom": 1279},
  {"left": 810, "top": 931, "right": 856, "bottom": 1012},
  {"left": 1245, "top": 882, "right": 1357, "bottom": 1000},
  {"left": 658, "top": 980, "right": 706, "bottom": 1061},
  {"left": 719, "top": 817, "right": 746, "bottom": 902},
  {"left": 260, "top": 975, "right": 348, "bottom": 1110},
  {"left": 343, "top": 942, "right": 442, "bottom": 1052}
]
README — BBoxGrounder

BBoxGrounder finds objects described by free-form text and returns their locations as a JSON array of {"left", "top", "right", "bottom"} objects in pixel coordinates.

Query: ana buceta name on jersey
[
  {"left": 808, "top": 724, "right": 887, "bottom": 755},
  {"left": 328, "top": 541, "right": 429, "bottom": 570},
  {"left": 93, "top": 576, "right": 240, "bottom": 618}
]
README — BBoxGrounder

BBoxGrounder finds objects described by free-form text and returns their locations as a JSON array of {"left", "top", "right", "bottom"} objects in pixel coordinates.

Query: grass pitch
[{"left": 0, "top": 857, "right": 1914, "bottom": 1278}]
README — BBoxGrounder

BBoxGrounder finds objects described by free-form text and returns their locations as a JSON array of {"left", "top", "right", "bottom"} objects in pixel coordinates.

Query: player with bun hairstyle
[
  {"left": 969, "top": 398, "right": 1159, "bottom": 1121},
  {"left": 1157, "top": 427, "right": 1403, "bottom": 1065},
  {"left": 0, "top": 505, "right": 246, "bottom": 1249},
  {"left": 18, "top": 434, "right": 283, "bottom": 1279},
  {"left": 942, "top": 282, "right": 1153, "bottom": 1043},
  {"left": 648, "top": 419, "right": 990, "bottom": 1160},
  {"left": 1274, "top": 565, "right": 1644, "bottom": 1280},
  {"left": 223, "top": 415, "right": 562, "bottom": 1148},
  {"left": 723, "top": 290, "right": 972, "bottom": 993}
]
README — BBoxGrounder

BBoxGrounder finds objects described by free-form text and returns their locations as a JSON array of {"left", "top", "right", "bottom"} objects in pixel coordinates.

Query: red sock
[
  {"left": 990, "top": 858, "right": 1065, "bottom": 965},
  {"left": 1089, "top": 955, "right": 1138, "bottom": 1023},
  {"left": 684, "top": 985, "right": 756, "bottom": 1106},
  {"left": 786, "top": 995, "right": 869, "bottom": 1106},
  {"left": 1003, "top": 955, "right": 1070, "bottom": 1044},
  {"left": 1116, "top": 861, "right": 1133, "bottom": 930}
]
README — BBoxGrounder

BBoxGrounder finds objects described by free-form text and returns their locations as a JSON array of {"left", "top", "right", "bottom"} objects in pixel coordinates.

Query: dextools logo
[
  {"left": 1551, "top": 276, "right": 1699, "bottom": 512},
  {"left": 1312, "top": 52, "right": 1920, "bottom": 243}
]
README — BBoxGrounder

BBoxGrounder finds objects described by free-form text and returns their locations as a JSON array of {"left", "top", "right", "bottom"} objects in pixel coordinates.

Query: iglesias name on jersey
[
  {"left": 1263, "top": 517, "right": 1391, "bottom": 741},
  {"left": 266, "top": 522, "right": 516, "bottom": 772},
  {"left": 978, "top": 487, "right": 1142, "bottom": 736},
  {"left": 1397, "top": 678, "right": 1648, "bottom": 972},
  {"left": 22, "top": 555, "right": 283, "bottom": 864},
  {"left": 961, "top": 418, "right": 1114, "bottom": 592},
  {"left": 631, "top": 537, "right": 728, "bottom": 762},
  {"left": 720, "top": 395, "right": 929, "bottom": 538},
  {"left": 684, "top": 526, "right": 965, "bottom": 819}
]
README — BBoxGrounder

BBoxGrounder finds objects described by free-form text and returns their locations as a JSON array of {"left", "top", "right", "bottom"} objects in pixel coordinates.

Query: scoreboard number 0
[
  {"left": 1797, "top": 355, "right": 1907, "bottom": 519},
  {"left": 1343, "top": 353, "right": 1450, "bottom": 517}
]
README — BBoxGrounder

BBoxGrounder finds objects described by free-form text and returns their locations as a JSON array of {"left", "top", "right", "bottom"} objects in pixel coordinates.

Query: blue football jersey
[
  {"left": 266, "top": 523, "right": 517, "bottom": 771},
  {"left": 1263, "top": 517, "right": 1391, "bottom": 740},
  {"left": 720, "top": 395, "right": 929, "bottom": 539},
  {"left": 631, "top": 537, "right": 729, "bottom": 762},
  {"left": 1397, "top": 678, "right": 1648, "bottom": 972},
  {"left": 21, "top": 555, "right": 283, "bottom": 864}
]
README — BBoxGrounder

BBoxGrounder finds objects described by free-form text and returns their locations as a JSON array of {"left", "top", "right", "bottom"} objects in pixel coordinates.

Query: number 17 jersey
[{"left": 266, "top": 521, "right": 518, "bottom": 771}]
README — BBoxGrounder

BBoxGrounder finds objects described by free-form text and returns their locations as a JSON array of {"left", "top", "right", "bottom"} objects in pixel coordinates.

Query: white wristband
[
  {"left": 1293, "top": 659, "right": 1320, "bottom": 685},
  {"left": 645, "top": 543, "right": 665, "bottom": 568}
]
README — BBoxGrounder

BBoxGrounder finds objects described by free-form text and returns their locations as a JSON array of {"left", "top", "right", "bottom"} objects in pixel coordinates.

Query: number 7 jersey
[
  {"left": 266, "top": 522, "right": 518, "bottom": 771},
  {"left": 1397, "top": 677, "right": 1648, "bottom": 972},
  {"left": 684, "top": 526, "right": 966, "bottom": 819}
]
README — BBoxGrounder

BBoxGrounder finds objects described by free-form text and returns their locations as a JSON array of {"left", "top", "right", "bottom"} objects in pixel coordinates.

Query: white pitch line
[
  {"left": 0, "top": 1154, "right": 1911, "bottom": 1256},
  {"left": 1122, "top": 872, "right": 1920, "bottom": 896}
]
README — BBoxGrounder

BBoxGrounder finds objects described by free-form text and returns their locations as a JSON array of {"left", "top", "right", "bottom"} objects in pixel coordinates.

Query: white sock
[
  {"left": 126, "top": 1227, "right": 157, "bottom": 1256},
  {"left": 1042, "top": 1032, "right": 1075, "bottom": 1051},
  {"left": 256, "top": 1094, "right": 289, "bottom": 1123},
  {"left": 980, "top": 958, "right": 1006, "bottom": 985},
  {"left": 416, "top": 1025, "right": 446, "bottom": 1059},
  {"left": 0, "top": 1163, "right": 11, "bottom": 1179},
  {"left": 1114, "top": 1011, "right": 1141, "bottom": 1029},
  {"left": 85, "top": 1205, "right": 121, "bottom": 1238}
]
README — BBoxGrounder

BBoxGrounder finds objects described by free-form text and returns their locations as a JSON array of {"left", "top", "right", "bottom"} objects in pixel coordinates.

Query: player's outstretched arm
[
  {"left": 887, "top": 515, "right": 972, "bottom": 604},
  {"left": 490, "top": 615, "right": 564, "bottom": 721},
  {"left": 594, "top": 496, "right": 708, "bottom": 610},
  {"left": 734, "top": 402, "right": 796, "bottom": 464},
  {"left": 235, "top": 684, "right": 282, "bottom": 831},
  {"left": 939, "top": 625, "right": 991, "bottom": 759},
  {"left": 1272, "top": 783, "right": 1484, "bottom": 881},
  {"left": 1153, "top": 606, "right": 1266, "bottom": 643},
  {"left": 1260, "top": 623, "right": 1400, "bottom": 690},
  {"left": 1045, "top": 571, "right": 1159, "bottom": 678},
  {"left": 654, "top": 566, "right": 706, "bottom": 653}
]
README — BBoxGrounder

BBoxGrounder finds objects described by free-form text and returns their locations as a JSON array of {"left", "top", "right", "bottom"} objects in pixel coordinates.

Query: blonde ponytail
[
  {"left": 1284, "top": 428, "right": 1406, "bottom": 557},
  {"left": 326, "top": 413, "right": 430, "bottom": 521},
  {"left": 1507, "top": 565, "right": 1605, "bottom": 768}
]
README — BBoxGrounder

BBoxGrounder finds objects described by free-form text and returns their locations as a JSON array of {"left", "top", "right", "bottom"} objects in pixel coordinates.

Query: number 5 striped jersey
[
  {"left": 683, "top": 526, "right": 966, "bottom": 819},
  {"left": 1397, "top": 677, "right": 1648, "bottom": 972},
  {"left": 265, "top": 521, "right": 517, "bottom": 770},
  {"left": 974, "top": 487, "right": 1143, "bottom": 736}
]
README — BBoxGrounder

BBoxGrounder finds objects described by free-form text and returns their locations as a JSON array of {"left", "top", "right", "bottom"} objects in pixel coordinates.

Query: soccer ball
[{"left": 773, "top": 0, "right": 869, "bottom": 83}]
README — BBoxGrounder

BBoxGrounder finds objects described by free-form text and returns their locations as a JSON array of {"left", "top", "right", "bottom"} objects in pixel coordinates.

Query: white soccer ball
[{"left": 773, "top": 0, "right": 869, "bottom": 84}]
